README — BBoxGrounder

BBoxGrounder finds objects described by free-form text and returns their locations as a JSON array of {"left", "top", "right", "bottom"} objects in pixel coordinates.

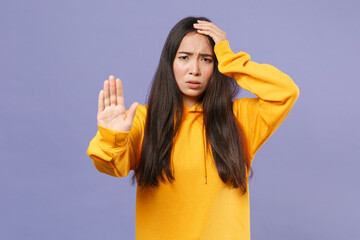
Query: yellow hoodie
[{"left": 87, "top": 40, "right": 299, "bottom": 240}]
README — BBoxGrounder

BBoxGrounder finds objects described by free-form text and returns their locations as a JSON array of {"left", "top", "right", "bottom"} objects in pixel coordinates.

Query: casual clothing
[{"left": 87, "top": 40, "right": 299, "bottom": 240}]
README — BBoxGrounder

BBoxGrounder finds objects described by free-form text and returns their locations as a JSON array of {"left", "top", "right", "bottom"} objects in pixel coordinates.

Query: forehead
[{"left": 177, "top": 32, "right": 213, "bottom": 53}]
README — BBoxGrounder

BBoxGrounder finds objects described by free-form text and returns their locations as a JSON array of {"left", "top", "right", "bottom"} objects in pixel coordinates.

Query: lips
[
  {"left": 186, "top": 80, "right": 201, "bottom": 89},
  {"left": 186, "top": 80, "right": 200, "bottom": 84}
]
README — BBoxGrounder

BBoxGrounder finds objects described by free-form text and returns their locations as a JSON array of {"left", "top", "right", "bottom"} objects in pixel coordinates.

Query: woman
[{"left": 87, "top": 17, "right": 299, "bottom": 240}]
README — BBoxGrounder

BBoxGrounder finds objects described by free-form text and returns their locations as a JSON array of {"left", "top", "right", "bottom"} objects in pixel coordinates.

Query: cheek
[
  {"left": 203, "top": 66, "right": 214, "bottom": 84},
  {"left": 173, "top": 61, "right": 186, "bottom": 81}
]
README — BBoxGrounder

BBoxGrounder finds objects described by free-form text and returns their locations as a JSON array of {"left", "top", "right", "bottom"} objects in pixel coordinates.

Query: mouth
[{"left": 186, "top": 80, "right": 201, "bottom": 89}]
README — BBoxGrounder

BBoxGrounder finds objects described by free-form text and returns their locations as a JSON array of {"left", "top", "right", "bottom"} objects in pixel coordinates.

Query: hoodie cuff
[
  {"left": 97, "top": 124, "right": 129, "bottom": 148},
  {"left": 214, "top": 40, "right": 234, "bottom": 59}
]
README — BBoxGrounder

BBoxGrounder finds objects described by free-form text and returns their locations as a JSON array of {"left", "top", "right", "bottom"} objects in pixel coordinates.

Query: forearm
[
  {"left": 215, "top": 40, "right": 299, "bottom": 158},
  {"left": 214, "top": 40, "right": 299, "bottom": 104},
  {"left": 87, "top": 125, "right": 136, "bottom": 177}
]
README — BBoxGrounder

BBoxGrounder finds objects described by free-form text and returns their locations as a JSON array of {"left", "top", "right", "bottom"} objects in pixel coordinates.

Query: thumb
[{"left": 126, "top": 102, "right": 139, "bottom": 124}]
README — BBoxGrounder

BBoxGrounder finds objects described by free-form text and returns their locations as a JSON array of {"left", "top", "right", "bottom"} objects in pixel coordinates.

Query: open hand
[{"left": 97, "top": 75, "right": 138, "bottom": 132}]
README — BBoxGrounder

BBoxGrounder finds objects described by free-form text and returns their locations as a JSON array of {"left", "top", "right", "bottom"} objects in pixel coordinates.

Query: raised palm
[{"left": 97, "top": 75, "right": 138, "bottom": 132}]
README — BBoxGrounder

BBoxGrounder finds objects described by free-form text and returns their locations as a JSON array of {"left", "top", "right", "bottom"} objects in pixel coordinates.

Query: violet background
[{"left": 1, "top": 0, "right": 359, "bottom": 239}]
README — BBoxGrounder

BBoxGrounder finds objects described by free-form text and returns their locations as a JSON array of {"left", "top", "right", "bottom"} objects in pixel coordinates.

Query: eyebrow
[{"left": 177, "top": 51, "right": 214, "bottom": 57}]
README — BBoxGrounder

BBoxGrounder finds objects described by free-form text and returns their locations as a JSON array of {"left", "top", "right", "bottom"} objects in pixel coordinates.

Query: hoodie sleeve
[
  {"left": 86, "top": 105, "right": 147, "bottom": 177},
  {"left": 214, "top": 40, "right": 299, "bottom": 162}
]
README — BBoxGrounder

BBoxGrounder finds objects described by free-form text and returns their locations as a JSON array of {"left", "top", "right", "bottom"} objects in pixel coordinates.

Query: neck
[{"left": 182, "top": 96, "right": 197, "bottom": 108}]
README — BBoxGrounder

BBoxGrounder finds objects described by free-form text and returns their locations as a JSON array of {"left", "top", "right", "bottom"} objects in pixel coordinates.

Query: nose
[{"left": 189, "top": 59, "right": 200, "bottom": 76}]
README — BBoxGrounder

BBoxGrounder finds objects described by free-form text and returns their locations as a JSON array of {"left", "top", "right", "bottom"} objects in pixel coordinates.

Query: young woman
[{"left": 87, "top": 17, "right": 299, "bottom": 240}]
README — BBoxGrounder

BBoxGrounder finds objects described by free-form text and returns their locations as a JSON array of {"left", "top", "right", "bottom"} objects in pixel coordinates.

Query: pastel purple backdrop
[{"left": 1, "top": 0, "right": 359, "bottom": 239}]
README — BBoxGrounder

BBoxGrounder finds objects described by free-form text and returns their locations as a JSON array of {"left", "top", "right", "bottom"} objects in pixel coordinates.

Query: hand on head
[{"left": 193, "top": 20, "right": 227, "bottom": 44}]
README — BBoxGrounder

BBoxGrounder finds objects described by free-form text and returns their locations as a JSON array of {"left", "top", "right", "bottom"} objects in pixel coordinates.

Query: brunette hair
[{"left": 133, "top": 17, "right": 250, "bottom": 193}]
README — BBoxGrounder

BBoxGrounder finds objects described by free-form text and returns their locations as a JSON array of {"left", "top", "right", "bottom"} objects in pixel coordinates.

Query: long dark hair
[{"left": 133, "top": 17, "right": 250, "bottom": 194}]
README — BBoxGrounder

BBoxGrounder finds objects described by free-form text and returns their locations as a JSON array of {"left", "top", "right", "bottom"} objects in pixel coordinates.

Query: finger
[
  {"left": 193, "top": 23, "right": 211, "bottom": 30},
  {"left": 194, "top": 21, "right": 223, "bottom": 34},
  {"left": 194, "top": 21, "right": 216, "bottom": 27},
  {"left": 116, "top": 78, "right": 125, "bottom": 107},
  {"left": 194, "top": 25, "right": 218, "bottom": 37},
  {"left": 196, "top": 29, "right": 214, "bottom": 38},
  {"left": 109, "top": 75, "right": 116, "bottom": 106},
  {"left": 196, "top": 20, "right": 219, "bottom": 29},
  {"left": 104, "top": 80, "right": 110, "bottom": 107},
  {"left": 197, "top": 20, "right": 212, "bottom": 24},
  {"left": 98, "top": 90, "right": 104, "bottom": 113},
  {"left": 194, "top": 24, "right": 221, "bottom": 34},
  {"left": 126, "top": 102, "right": 139, "bottom": 125}
]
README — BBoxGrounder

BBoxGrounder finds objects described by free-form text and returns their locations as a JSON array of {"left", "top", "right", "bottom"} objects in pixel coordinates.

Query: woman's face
[{"left": 173, "top": 32, "right": 214, "bottom": 107}]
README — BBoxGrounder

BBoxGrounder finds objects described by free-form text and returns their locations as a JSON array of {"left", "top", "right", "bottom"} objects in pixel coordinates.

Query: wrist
[{"left": 97, "top": 124, "right": 129, "bottom": 148}]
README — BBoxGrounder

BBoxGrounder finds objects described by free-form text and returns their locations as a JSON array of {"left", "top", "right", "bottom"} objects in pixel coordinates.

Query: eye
[
  {"left": 179, "top": 56, "right": 189, "bottom": 60},
  {"left": 202, "top": 57, "right": 213, "bottom": 62}
]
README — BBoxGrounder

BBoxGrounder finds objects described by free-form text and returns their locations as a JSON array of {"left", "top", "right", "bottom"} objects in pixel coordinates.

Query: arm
[
  {"left": 87, "top": 75, "right": 145, "bottom": 177},
  {"left": 87, "top": 106, "right": 146, "bottom": 177},
  {"left": 215, "top": 40, "right": 299, "bottom": 160},
  {"left": 194, "top": 21, "right": 299, "bottom": 161}
]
